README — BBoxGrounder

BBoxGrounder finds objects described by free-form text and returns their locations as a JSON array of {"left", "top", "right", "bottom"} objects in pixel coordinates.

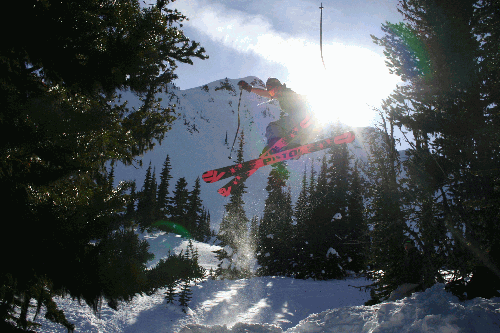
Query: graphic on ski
[
  {"left": 202, "top": 114, "right": 314, "bottom": 184},
  {"left": 216, "top": 131, "right": 355, "bottom": 197}
]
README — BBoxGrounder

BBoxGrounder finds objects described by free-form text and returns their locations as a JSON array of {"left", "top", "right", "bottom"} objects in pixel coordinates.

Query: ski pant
[
  {"left": 265, "top": 116, "right": 311, "bottom": 148},
  {"left": 387, "top": 283, "right": 420, "bottom": 302}
]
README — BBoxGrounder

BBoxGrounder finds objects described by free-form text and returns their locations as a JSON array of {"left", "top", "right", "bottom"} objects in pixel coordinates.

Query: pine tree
[
  {"left": 0, "top": 1, "right": 207, "bottom": 329},
  {"left": 169, "top": 177, "right": 191, "bottom": 234},
  {"left": 296, "top": 124, "right": 353, "bottom": 280},
  {"left": 344, "top": 160, "right": 369, "bottom": 273},
  {"left": 293, "top": 166, "right": 311, "bottom": 278},
  {"left": 295, "top": 166, "right": 310, "bottom": 227},
  {"left": 216, "top": 131, "right": 251, "bottom": 278},
  {"left": 187, "top": 177, "right": 204, "bottom": 239},
  {"left": 165, "top": 282, "right": 177, "bottom": 304},
  {"left": 178, "top": 280, "right": 192, "bottom": 313},
  {"left": 196, "top": 208, "right": 212, "bottom": 242},
  {"left": 257, "top": 162, "right": 294, "bottom": 276},
  {"left": 124, "top": 182, "right": 138, "bottom": 230},
  {"left": 137, "top": 162, "right": 158, "bottom": 231},
  {"left": 157, "top": 154, "right": 173, "bottom": 220},
  {"left": 151, "top": 167, "right": 158, "bottom": 215},
  {"left": 369, "top": 0, "right": 500, "bottom": 301},
  {"left": 363, "top": 113, "right": 407, "bottom": 303},
  {"left": 185, "top": 239, "right": 205, "bottom": 281},
  {"left": 108, "top": 165, "right": 115, "bottom": 190},
  {"left": 323, "top": 126, "right": 353, "bottom": 276}
]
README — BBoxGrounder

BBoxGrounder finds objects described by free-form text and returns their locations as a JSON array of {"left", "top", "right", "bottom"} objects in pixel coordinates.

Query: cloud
[{"left": 175, "top": 1, "right": 296, "bottom": 61}]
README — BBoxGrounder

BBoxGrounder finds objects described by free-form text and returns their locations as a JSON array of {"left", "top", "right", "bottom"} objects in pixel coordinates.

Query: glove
[{"left": 238, "top": 80, "right": 252, "bottom": 93}]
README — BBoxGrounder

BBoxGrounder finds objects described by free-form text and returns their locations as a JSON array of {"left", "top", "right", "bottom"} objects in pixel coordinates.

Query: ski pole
[
  {"left": 229, "top": 88, "right": 243, "bottom": 159},
  {"left": 320, "top": 3, "right": 326, "bottom": 70}
]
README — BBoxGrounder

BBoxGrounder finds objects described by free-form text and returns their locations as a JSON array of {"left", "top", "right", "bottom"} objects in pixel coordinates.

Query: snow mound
[
  {"left": 175, "top": 284, "right": 500, "bottom": 333},
  {"left": 291, "top": 283, "right": 500, "bottom": 333}
]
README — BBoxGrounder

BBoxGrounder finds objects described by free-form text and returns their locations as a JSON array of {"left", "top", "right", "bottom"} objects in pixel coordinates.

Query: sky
[{"left": 168, "top": 0, "right": 405, "bottom": 128}]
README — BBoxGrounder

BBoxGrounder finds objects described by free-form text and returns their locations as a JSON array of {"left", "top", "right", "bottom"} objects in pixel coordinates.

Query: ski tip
[{"left": 202, "top": 170, "right": 225, "bottom": 183}]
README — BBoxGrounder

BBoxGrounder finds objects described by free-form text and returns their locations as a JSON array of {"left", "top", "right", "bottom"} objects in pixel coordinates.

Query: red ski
[
  {"left": 202, "top": 114, "right": 314, "bottom": 184},
  {"left": 212, "top": 132, "right": 355, "bottom": 197}
]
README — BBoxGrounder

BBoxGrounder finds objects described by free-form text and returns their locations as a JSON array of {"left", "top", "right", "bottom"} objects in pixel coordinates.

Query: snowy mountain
[
  {"left": 30, "top": 231, "right": 500, "bottom": 332},
  {"left": 114, "top": 77, "right": 375, "bottom": 230}
]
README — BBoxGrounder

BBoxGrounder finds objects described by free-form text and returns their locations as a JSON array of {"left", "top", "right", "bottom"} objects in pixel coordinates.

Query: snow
[
  {"left": 30, "top": 232, "right": 500, "bottom": 333},
  {"left": 224, "top": 245, "right": 234, "bottom": 257}
]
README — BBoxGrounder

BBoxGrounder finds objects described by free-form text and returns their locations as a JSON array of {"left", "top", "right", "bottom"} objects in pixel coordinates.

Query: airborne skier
[
  {"left": 202, "top": 77, "right": 355, "bottom": 197},
  {"left": 238, "top": 78, "right": 314, "bottom": 153}
]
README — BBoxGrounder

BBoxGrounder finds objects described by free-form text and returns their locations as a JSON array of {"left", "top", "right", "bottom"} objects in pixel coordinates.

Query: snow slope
[{"left": 30, "top": 232, "right": 500, "bottom": 333}]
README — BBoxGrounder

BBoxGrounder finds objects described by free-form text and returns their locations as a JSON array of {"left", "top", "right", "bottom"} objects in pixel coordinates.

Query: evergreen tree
[
  {"left": 368, "top": 0, "right": 500, "bottom": 302},
  {"left": 137, "top": 162, "right": 158, "bottom": 231},
  {"left": 108, "top": 165, "right": 115, "bottom": 190},
  {"left": 124, "top": 182, "right": 138, "bottom": 231},
  {"left": 344, "top": 160, "right": 369, "bottom": 273},
  {"left": 196, "top": 208, "right": 212, "bottom": 242},
  {"left": 151, "top": 167, "right": 158, "bottom": 216},
  {"left": 157, "top": 154, "right": 173, "bottom": 220},
  {"left": 323, "top": 127, "right": 354, "bottom": 275},
  {"left": 186, "top": 239, "right": 205, "bottom": 281},
  {"left": 169, "top": 177, "right": 190, "bottom": 233},
  {"left": 0, "top": 1, "right": 207, "bottom": 329},
  {"left": 363, "top": 113, "right": 407, "bottom": 303},
  {"left": 293, "top": 166, "right": 311, "bottom": 278},
  {"left": 257, "top": 163, "right": 294, "bottom": 276},
  {"left": 178, "top": 280, "right": 192, "bottom": 313},
  {"left": 186, "top": 177, "right": 204, "bottom": 238},
  {"left": 295, "top": 166, "right": 310, "bottom": 228},
  {"left": 294, "top": 124, "right": 354, "bottom": 280},
  {"left": 215, "top": 131, "right": 251, "bottom": 278},
  {"left": 165, "top": 281, "right": 177, "bottom": 304}
]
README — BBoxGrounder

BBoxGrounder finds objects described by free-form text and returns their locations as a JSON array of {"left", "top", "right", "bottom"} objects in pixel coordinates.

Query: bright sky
[{"left": 170, "top": 0, "right": 403, "bottom": 128}]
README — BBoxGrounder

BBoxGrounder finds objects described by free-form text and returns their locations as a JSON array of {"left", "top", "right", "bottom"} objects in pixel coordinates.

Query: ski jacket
[{"left": 274, "top": 88, "right": 311, "bottom": 123}]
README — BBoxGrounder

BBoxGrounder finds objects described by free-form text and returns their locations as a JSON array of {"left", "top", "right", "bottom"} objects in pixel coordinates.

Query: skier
[
  {"left": 387, "top": 238, "right": 424, "bottom": 301},
  {"left": 238, "top": 78, "right": 314, "bottom": 154}
]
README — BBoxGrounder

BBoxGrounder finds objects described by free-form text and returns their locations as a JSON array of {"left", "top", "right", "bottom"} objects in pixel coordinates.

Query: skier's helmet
[{"left": 266, "top": 78, "right": 282, "bottom": 90}]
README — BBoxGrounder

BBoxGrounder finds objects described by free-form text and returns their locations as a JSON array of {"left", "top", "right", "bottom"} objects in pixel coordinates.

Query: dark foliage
[
  {"left": 367, "top": 0, "right": 500, "bottom": 304},
  {"left": 0, "top": 0, "right": 207, "bottom": 330}
]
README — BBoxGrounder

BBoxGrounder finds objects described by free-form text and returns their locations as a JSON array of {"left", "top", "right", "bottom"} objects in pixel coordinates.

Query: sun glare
[
  {"left": 176, "top": 1, "right": 399, "bottom": 128},
  {"left": 285, "top": 43, "right": 400, "bottom": 128}
]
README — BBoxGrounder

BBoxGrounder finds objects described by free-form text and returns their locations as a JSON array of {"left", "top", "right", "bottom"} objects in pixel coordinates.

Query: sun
[{"left": 285, "top": 43, "right": 400, "bottom": 128}]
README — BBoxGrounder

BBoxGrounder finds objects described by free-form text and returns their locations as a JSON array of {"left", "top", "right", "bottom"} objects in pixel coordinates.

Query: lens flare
[{"left": 152, "top": 220, "right": 192, "bottom": 239}]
